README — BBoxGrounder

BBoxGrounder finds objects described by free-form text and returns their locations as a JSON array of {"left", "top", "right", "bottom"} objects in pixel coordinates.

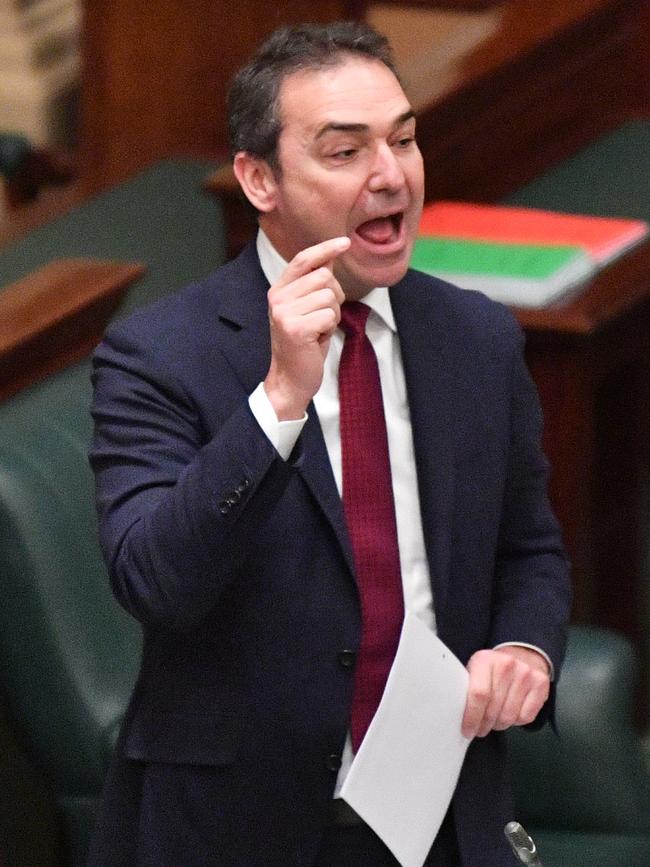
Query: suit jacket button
[
  {"left": 326, "top": 754, "right": 342, "bottom": 772},
  {"left": 338, "top": 650, "right": 356, "bottom": 669},
  {"left": 218, "top": 500, "right": 230, "bottom": 514}
]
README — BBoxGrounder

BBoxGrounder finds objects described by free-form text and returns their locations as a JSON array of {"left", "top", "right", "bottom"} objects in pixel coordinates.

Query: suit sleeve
[
  {"left": 488, "top": 326, "right": 572, "bottom": 698},
  {"left": 89, "top": 323, "right": 295, "bottom": 633}
]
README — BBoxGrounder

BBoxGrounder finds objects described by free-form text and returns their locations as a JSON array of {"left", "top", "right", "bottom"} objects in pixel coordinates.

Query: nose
[{"left": 367, "top": 143, "right": 405, "bottom": 194}]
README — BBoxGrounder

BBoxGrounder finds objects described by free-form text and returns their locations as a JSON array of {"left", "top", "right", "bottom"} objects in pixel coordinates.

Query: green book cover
[
  {"left": 410, "top": 236, "right": 596, "bottom": 307},
  {"left": 410, "top": 236, "right": 588, "bottom": 279}
]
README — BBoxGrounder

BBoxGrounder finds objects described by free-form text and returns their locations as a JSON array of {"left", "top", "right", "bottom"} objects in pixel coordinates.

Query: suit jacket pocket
[{"left": 123, "top": 710, "right": 239, "bottom": 766}]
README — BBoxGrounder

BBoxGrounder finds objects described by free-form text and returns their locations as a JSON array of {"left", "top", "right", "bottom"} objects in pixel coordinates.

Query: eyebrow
[{"left": 314, "top": 109, "right": 416, "bottom": 140}]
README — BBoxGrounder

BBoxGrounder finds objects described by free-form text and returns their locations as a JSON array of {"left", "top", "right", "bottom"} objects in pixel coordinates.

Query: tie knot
[{"left": 339, "top": 301, "right": 371, "bottom": 337}]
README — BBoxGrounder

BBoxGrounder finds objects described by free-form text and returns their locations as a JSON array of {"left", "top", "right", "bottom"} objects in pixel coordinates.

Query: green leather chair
[
  {"left": 0, "top": 360, "right": 141, "bottom": 865},
  {"left": 507, "top": 625, "right": 650, "bottom": 866},
  {"left": 0, "top": 158, "right": 223, "bottom": 865}
]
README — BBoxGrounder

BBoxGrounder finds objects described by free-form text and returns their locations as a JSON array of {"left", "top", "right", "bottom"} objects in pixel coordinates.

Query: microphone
[{"left": 504, "top": 821, "right": 545, "bottom": 866}]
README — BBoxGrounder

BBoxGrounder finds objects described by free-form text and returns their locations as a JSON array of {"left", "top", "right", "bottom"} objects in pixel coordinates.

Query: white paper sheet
[{"left": 339, "top": 613, "right": 471, "bottom": 867}]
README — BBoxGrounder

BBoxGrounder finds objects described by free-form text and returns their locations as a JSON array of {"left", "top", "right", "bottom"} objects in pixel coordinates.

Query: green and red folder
[{"left": 411, "top": 201, "right": 649, "bottom": 308}]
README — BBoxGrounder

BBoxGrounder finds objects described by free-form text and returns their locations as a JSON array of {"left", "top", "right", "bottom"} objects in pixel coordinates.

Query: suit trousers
[{"left": 314, "top": 808, "right": 461, "bottom": 867}]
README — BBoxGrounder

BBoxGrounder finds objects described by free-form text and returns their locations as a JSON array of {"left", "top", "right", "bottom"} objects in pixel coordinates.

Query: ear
[{"left": 232, "top": 151, "right": 278, "bottom": 213}]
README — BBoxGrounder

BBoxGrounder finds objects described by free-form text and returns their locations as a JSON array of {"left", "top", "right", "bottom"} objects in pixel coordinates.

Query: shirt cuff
[
  {"left": 248, "top": 382, "right": 307, "bottom": 461},
  {"left": 493, "top": 642, "right": 555, "bottom": 681}
]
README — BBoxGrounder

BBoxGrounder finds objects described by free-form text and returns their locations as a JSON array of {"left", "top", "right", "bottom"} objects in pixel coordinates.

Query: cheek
[
  {"left": 322, "top": 182, "right": 362, "bottom": 217},
  {"left": 280, "top": 169, "right": 369, "bottom": 240},
  {"left": 404, "top": 152, "right": 425, "bottom": 194},
  {"left": 292, "top": 180, "right": 346, "bottom": 221}
]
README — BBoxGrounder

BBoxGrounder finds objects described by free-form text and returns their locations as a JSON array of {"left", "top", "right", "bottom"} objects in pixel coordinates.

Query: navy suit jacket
[{"left": 88, "top": 242, "right": 570, "bottom": 866}]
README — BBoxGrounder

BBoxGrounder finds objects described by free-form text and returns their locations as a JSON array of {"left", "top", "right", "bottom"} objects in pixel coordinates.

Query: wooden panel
[
  {"left": 509, "top": 243, "right": 650, "bottom": 689},
  {"left": 523, "top": 291, "right": 650, "bottom": 640},
  {"left": 0, "top": 258, "right": 145, "bottom": 400},
  {"left": 79, "top": 0, "right": 347, "bottom": 194},
  {"left": 0, "top": 181, "right": 85, "bottom": 250},
  {"left": 346, "top": 0, "right": 503, "bottom": 12},
  {"left": 413, "top": 0, "right": 646, "bottom": 203}
]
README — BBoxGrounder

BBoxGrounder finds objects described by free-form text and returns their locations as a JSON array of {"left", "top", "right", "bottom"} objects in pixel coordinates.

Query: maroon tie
[{"left": 339, "top": 301, "right": 405, "bottom": 751}]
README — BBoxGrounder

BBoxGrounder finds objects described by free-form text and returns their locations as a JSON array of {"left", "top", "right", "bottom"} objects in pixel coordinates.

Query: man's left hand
[{"left": 461, "top": 646, "right": 550, "bottom": 739}]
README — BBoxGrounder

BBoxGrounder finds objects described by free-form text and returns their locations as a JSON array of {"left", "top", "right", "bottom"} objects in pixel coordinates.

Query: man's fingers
[
  {"left": 281, "top": 236, "right": 351, "bottom": 285},
  {"left": 478, "top": 652, "right": 536, "bottom": 736},
  {"left": 462, "top": 651, "right": 493, "bottom": 739},
  {"left": 492, "top": 645, "right": 550, "bottom": 729},
  {"left": 280, "top": 286, "right": 342, "bottom": 320},
  {"left": 463, "top": 649, "right": 551, "bottom": 739},
  {"left": 262, "top": 239, "right": 350, "bottom": 420},
  {"left": 268, "top": 283, "right": 343, "bottom": 350},
  {"left": 514, "top": 674, "right": 550, "bottom": 726},
  {"left": 270, "top": 267, "right": 344, "bottom": 308}
]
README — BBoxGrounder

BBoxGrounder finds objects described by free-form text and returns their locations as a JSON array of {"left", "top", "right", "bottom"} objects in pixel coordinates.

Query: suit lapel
[
  {"left": 390, "top": 274, "right": 456, "bottom": 620},
  {"left": 294, "top": 411, "right": 354, "bottom": 574},
  {"left": 211, "top": 244, "right": 273, "bottom": 392},
  {"left": 214, "top": 243, "right": 354, "bottom": 576}
]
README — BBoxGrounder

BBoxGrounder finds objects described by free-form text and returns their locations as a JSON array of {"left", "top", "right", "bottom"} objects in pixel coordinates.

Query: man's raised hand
[{"left": 264, "top": 236, "right": 350, "bottom": 420}]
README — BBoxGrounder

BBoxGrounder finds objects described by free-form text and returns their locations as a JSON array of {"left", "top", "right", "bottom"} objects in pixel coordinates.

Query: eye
[
  {"left": 394, "top": 136, "right": 415, "bottom": 149},
  {"left": 330, "top": 148, "right": 358, "bottom": 161}
]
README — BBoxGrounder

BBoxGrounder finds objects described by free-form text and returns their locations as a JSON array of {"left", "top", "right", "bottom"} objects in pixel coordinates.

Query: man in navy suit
[{"left": 88, "top": 22, "right": 571, "bottom": 867}]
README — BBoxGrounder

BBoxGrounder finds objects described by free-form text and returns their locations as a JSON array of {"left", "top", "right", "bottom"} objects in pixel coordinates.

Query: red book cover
[{"left": 418, "top": 201, "right": 648, "bottom": 265}]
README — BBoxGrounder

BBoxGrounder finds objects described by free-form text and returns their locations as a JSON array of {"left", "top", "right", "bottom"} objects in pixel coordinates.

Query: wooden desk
[
  {"left": 0, "top": 259, "right": 145, "bottom": 401},
  {"left": 0, "top": 160, "right": 224, "bottom": 401},
  {"left": 506, "top": 119, "right": 650, "bottom": 678},
  {"left": 514, "top": 242, "right": 650, "bottom": 642}
]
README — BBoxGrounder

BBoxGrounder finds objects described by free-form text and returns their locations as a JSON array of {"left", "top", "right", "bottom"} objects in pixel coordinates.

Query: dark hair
[{"left": 227, "top": 21, "right": 398, "bottom": 171}]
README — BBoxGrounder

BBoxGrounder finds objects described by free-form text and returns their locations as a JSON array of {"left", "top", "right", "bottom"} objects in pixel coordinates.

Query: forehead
[{"left": 277, "top": 57, "right": 411, "bottom": 135}]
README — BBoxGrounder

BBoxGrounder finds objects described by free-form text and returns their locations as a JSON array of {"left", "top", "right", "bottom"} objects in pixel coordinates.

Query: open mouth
[{"left": 354, "top": 212, "right": 404, "bottom": 246}]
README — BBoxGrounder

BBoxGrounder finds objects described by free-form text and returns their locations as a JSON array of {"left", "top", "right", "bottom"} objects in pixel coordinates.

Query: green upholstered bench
[
  {"left": 0, "top": 159, "right": 224, "bottom": 865},
  {"left": 0, "top": 361, "right": 140, "bottom": 864}
]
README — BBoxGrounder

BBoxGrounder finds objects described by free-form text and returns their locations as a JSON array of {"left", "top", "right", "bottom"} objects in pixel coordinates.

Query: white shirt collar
[{"left": 256, "top": 228, "right": 396, "bottom": 333}]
